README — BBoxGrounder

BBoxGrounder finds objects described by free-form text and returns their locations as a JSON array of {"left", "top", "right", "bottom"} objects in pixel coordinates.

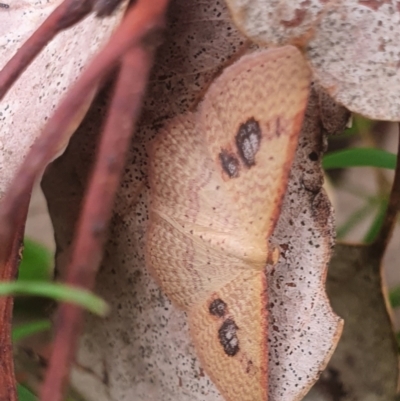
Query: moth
[{"left": 146, "top": 46, "right": 311, "bottom": 401}]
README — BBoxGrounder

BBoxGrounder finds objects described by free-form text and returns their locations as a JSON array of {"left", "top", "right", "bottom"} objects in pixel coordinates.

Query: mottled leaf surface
[
  {"left": 224, "top": 0, "right": 400, "bottom": 120},
  {"left": 305, "top": 243, "right": 398, "bottom": 401}
]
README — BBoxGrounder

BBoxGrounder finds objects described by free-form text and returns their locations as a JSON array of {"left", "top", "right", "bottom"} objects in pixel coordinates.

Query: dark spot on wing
[
  {"left": 275, "top": 117, "right": 281, "bottom": 137},
  {"left": 209, "top": 298, "right": 227, "bottom": 317},
  {"left": 218, "top": 318, "right": 239, "bottom": 356},
  {"left": 236, "top": 117, "right": 261, "bottom": 167},
  {"left": 219, "top": 150, "right": 240, "bottom": 178},
  {"left": 0, "top": 2, "right": 9, "bottom": 8},
  {"left": 246, "top": 360, "right": 254, "bottom": 374}
]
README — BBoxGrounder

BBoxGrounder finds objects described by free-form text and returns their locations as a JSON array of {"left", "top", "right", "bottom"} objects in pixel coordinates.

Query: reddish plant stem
[
  {"left": 0, "top": 0, "right": 94, "bottom": 100},
  {"left": 0, "top": 190, "right": 31, "bottom": 401},
  {"left": 40, "top": 44, "right": 154, "bottom": 401},
  {"left": 372, "top": 125, "right": 400, "bottom": 256},
  {"left": 0, "top": 0, "right": 169, "bottom": 266}
]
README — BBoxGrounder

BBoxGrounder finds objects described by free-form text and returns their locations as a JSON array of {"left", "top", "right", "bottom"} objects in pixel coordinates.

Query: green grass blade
[
  {"left": 0, "top": 282, "right": 109, "bottom": 316},
  {"left": 363, "top": 200, "right": 388, "bottom": 243},
  {"left": 323, "top": 148, "right": 397, "bottom": 170},
  {"left": 17, "top": 384, "right": 37, "bottom": 401},
  {"left": 19, "top": 238, "right": 52, "bottom": 282},
  {"left": 390, "top": 286, "right": 400, "bottom": 309},
  {"left": 12, "top": 319, "right": 51, "bottom": 342}
]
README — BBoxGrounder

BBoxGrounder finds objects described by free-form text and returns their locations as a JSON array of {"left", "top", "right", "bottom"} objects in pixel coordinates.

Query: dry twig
[
  {"left": 0, "top": 0, "right": 168, "bottom": 270},
  {"left": 0, "top": 0, "right": 169, "bottom": 399},
  {"left": 0, "top": 191, "right": 31, "bottom": 401},
  {"left": 40, "top": 43, "right": 156, "bottom": 401}
]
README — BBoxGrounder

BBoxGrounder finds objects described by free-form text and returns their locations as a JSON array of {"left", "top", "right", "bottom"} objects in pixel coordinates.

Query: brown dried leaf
[
  {"left": 304, "top": 243, "right": 399, "bottom": 401},
  {"left": 224, "top": 0, "right": 400, "bottom": 120},
  {"left": 266, "top": 85, "right": 344, "bottom": 401},
  {"left": 0, "top": 0, "right": 126, "bottom": 197},
  {"left": 42, "top": 1, "right": 344, "bottom": 400}
]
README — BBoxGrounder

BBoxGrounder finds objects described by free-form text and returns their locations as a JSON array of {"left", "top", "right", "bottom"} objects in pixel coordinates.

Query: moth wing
[
  {"left": 148, "top": 114, "right": 258, "bottom": 309},
  {"left": 148, "top": 113, "right": 241, "bottom": 235},
  {"left": 199, "top": 45, "right": 311, "bottom": 240},
  {"left": 147, "top": 211, "right": 249, "bottom": 309},
  {"left": 188, "top": 270, "right": 268, "bottom": 401}
]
